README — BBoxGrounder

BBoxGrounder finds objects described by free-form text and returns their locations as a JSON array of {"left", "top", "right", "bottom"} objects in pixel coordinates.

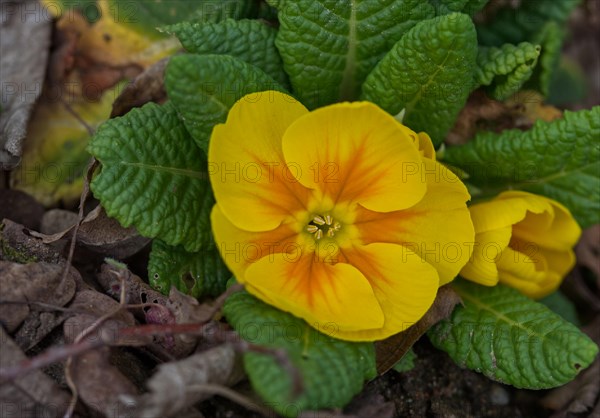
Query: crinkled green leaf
[
  {"left": 165, "top": 19, "right": 289, "bottom": 88},
  {"left": 475, "top": 42, "right": 541, "bottom": 100},
  {"left": 477, "top": 0, "right": 581, "bottom": 47},
  {"left": 106, "top": 0, "right": 257, "bottom": 39},
  {"left": 429, "top": 0, "right": 489, "bottom": 15},
  {"left": 539, "top": 291, "right": 580, "bottom": 326},
  {"left": 88, "top": 102, "right": 213, "bottom": 252},
  {"left": 428, "top": 280, "right": 599, "bottom": 389},
  {"left": 443, "top": 107, "right": 600, "bottom": 228},
  {"left": 165, "top": 54, "right": 285, "bottom": 153},
  {"left": 392, "top": 348, "right": 417, "bottom": 373},
  {"left": 525, "top": 22, "right": 564, "bottom": 97},
  {"left": 362, "top": 13, "right": 477, "bottom": 146},
  {"left": 273, "top": 0, "right": 435, "bottom": 108},
  {"left": 224, "top": 291, "right": 376, "bottom": 417},
  {"left": 148, "top": 239, "right": 230, "bottom": 298}
]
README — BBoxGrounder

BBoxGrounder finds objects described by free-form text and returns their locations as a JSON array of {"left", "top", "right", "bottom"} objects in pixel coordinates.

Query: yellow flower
[
  {"left": 209, "top": 91, "right": 474, "bottom": 341},
  {"left": 460, "top": 191, "right": 581, "bottom": 299}
]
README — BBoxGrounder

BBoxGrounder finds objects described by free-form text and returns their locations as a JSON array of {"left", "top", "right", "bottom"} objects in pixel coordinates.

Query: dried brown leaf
[
  {"left": 0, "top": 327, "right": 71, "bottom": 416},
  {"left": 33, "top": 206, "right": 150, "bottom": 259},
  {"left": 0, "top": 190, "right": 45, "bottom": 230},
  {"left": 0, "top": 219, "right": 62, "bottom": 264},
  {"left": 0, "top": 1, "right": 51, "bottom": 169},
  {"left": 96, "top": 263, "right": 205, "bottom": 357},
  {"left": 63, "top": 289, "right": 136, "bottom": 344},
  {"left": 0, "top": 261, "right": 76, "bottom": 332},
  {"left": 111, "top": 57, "right": 169, "bottom": 118},
  {"left": 375, "top": 285, "right": 461, "bottom": 375},
  {"left": 69, "top": 347, "right": 139, "bottom": 417},
  {"left": 122, "top": 345, "right": 243, "bottom": 418}
]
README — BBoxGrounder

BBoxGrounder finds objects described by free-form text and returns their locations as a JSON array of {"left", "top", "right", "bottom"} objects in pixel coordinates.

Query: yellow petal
[
  {"left": 244, "top": 252, "right": 385, "bottom": 332},
  {"left": 417, "top": 132, "right": 436, "bottom": 160},
  {"left": 333, "top": 243, "right": 440, "bottom": 341},
  {"left": 209, "top": 91, "right": 312, "bottom": 231},
  {"left": 355, "top": 159, "right": 473, "bottom": 285},
  {"left": 512, "top": 197, "right": 581, "bottom": 251},
  {"left": 459, "top": 226, "right": 512, "bottom": 286},
  {"left": 537, "top": 246, "right": 577, "bottom": 283},
  {"left": 496, "top": 244, "right": 561, "bottom": 299},
  {"left": 211, "top": 205, "right": 301, "bottom": 281},
  {"left": 281, "top": 101, "right": 426, "bottom": 212}
]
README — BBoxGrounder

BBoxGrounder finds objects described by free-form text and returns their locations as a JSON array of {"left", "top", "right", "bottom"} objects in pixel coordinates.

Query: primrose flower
[
  {"left": 460, "top": 191, "right": 581, "bottom": 299},
  {"left": 209, "top": 91, "right": 474, "bottom": 341}
]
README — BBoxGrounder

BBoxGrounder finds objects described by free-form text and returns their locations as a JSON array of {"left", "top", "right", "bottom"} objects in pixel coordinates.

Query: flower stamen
[{"left": 307, "top": 214, "right": 341, "bottom": 240}]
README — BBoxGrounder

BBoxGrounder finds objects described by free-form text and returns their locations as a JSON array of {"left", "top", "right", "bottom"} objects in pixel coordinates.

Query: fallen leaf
[
  {"left": 111, "top": 57, "right": 169, "bottom": 117},
  {"left": 96, "top": 262, "right": 206, "bottom": 357},
  {"left": 10, "top": 0, "right": 178, "bottom": 206},
  {"left": 0, "top": 190, "right": 45, "bottom": 230},
  {"left": 9, "top": 83, "right": 121, "bottom": 206},
  {"left": 63, "top": 288, "right": 136, "bottom": 343},
  {"left": 0, "top": 327, "right": 71, "bottom": 416},
  {"left": 375, "top": 285, "right": 461, "bottom": 375},
  {"left": 0, "top": 1, "right": 51, "bottom": 169},
  {"left": 123, "top": 344, "right": 243, "bottom": 418},
  {"left": 0, "top": 261, "right": 76, "bottom": 332},
  {"left": 39, "top": 208, "right": 79, "bottom": 235},
  {"left": 63, "top": 289, "right": 142, "bottom": 417},
  {"left": 34, "top": 206, "right": 150, "bottom": 259},
  {"left": 0, "top": 219, "right": 63, "bottom": 263}
]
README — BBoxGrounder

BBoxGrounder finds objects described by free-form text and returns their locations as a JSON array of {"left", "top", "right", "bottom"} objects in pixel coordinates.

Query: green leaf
[
  {"left": 475, "top": 42, "right": 541, "bottom": 100},
  {"left": 392, "top": 348, "right": 417, "bottom": 373},
  {"left": 539, "top": 291, "right": 580, "bottom": 326},
  {"left": 547, "top": 57, "right": 587, "bottom": 106},
  {"left": 165, "top": 54, "right": 285, "bottom": 153},
  {"left": 106, "top": 0, "right": 257, "bottom": 39},
  {"left": 429, "top": 0, "right": 489, "bottom": 15},
  {"left": 165, "top": 19, "right": 289, "bottom": 88},
  {"left": 273, "top": 0, "right": 435, "bottom": 108},
  {"left": 428, "top": 280, "right": 599, "bottom": 389},
  {"left": 88, "top": 102, "right": 214, "bottom": 252},
  {"left": 224, "top": 291, "right": 376, "bottom": 417},
  {"left": 362, "top": 13, "right": 477, "bottom": 146},
  {"left": 148, "top": 239, "right": 230, "bottom": 298},
  {"left": 443, "top": 107, "right": 600, "bottom": 228},
  {"left": 525, "top": 22, "right": 564, "bottom": 97},
  {"left": 476, "top": 0, "right": 581, "bottom": 46}
]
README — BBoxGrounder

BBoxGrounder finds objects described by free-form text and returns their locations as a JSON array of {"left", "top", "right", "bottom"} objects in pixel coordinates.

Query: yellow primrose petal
[
  {"left": 355, "top": 159, "right": 474, "bottom": 285},
  {"left": 281, "top": 101, "right": 426, "bottom": 212},
  {"left": 333, "top": 243, "right": 440, "bottom": 341},
  {"left": 244, "top": 252, "right": 385, "bottom": 332},
  {"left": 510, "top": 196, "right": 581, "bottom": 251},
  {"left": 496, "top": 244, "right": 561, "bottom": 299},
  {"left": 461, "top": 191, "right": 581, "bottom": 299},
  {"left": 211, "top": 205, "right": 300, "bottom": 281},
  {"left": 209, "top": 91, "right": 312, "bottom": 231},
  {"left": 459, "top": 226, "right": 512, "bottom": 286},
  {"left": 417, "top": 132, "right": 436, "bottom": 160},
  {"left": 536, "top": 246, "right": 577, "bottom": 282}
]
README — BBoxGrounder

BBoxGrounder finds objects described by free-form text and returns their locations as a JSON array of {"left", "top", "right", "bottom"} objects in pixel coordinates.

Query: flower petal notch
[
  {"left": 460, "top": 191, "right": 582, "bottom": 299},
  {"left": 210, "top": 91, "right": 474, "bottom": 341}
]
